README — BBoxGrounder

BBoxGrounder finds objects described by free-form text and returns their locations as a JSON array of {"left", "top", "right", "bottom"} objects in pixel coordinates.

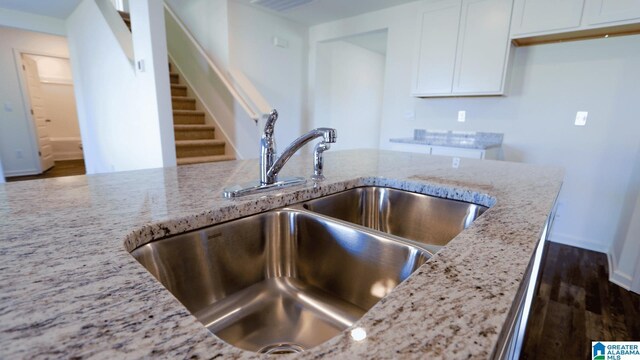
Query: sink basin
[
  {"left": 131, "top": 209, "right": 429, "bottom": 354},
  {"left": 298, "top": 186, "right": 488, "bottom": 248}
]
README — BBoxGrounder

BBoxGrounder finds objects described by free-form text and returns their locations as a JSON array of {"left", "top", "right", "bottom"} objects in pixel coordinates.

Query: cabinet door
[
  {"left": 585, "top": 0, "right": 640, "bottom": 25},
  {"left": 511, "top": 0, "right": 586, "bottom": 35},
  {"left": 430, "top": 146, "right": 484, "bottom": 159},
  {"left": 452, "top": 0, "right": 512, "bottom": 94},
  {"left": 388, "top": 142, "right": 431, "bottom": 154},
  {"left": 413, "top": 0, "right": 462, "bottom": 95}
]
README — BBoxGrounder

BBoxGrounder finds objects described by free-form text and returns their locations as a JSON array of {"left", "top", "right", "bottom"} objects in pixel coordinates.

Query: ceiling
[
  {"left": 0, "top": 0, "right": 81, "bottom": 19},
  {"left": 234, "top": 0, "right": 419, "bottom": 26},
  {"left": 0, "top": 0, "right": 418, "bottom": 24}
]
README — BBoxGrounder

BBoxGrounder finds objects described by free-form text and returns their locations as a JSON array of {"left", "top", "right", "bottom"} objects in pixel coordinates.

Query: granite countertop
[
  {"left": 390, "top": 131, "right": 504, "bottom": 150},
  {"left": 0, "top": 150, "right": 562, "bottom": 359}
]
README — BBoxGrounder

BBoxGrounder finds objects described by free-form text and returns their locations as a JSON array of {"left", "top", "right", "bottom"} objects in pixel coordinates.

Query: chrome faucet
[{"left": 223, "top": 109, "right": 337, "bottom": 198}]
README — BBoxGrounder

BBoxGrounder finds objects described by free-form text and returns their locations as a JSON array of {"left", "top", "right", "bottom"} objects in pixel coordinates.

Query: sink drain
[{"left": 258, "top": 343, "right": 306, "bottom": 355}]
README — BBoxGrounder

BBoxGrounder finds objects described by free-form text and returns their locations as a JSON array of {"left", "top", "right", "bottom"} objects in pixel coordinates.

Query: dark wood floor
[
  {"left": 521, "top": 242, "right": 640, "bottom": 359},
  {"left": 6, "top": 160, "right": 86, "bottom": 182}
]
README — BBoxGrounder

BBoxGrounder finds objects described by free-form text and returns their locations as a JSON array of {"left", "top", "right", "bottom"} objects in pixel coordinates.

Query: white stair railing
[{"left": 163, "top": 2, "right": 271, "bottom": 123}]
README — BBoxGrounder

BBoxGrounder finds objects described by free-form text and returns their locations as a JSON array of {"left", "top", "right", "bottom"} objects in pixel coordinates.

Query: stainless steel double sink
[{"left": 130, "top": 186, "right": 488, "bottom": 354}]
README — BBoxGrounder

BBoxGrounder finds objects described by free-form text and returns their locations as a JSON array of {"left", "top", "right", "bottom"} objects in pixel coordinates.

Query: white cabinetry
[
  {"left": 412, "top": 0, "right": 513, "bottom": 97},
  {"left": 585, "top": 0, "right": 640, "bottom": 25},
  {"left": 511, "top": 0, "right": 640, "bottom": 40},
  {"left": 511, "top": 0, "right": 585, "bottom": 35}
]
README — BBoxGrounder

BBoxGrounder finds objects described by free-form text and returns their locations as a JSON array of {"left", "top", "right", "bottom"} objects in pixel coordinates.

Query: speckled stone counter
[
  {"left": 390, "top": 131, "right": 504, "bottom": 150},
  {"left": 0, "top": 150, "right": 562, "bottom": 359}
]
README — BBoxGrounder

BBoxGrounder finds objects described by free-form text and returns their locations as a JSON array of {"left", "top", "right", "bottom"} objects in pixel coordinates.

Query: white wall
[
  {"left": 309, "top": 4, "right": 640, "bottom": 258},
  {"left": 165, "top": 1, "right": 253, "bottom": 159},
  {"left": 165, "top": 1, "right": 309, "bottom": 159},
  {"left": 0, "top": 7, "right": 66, "bottom": 36},
  {"left": 164, "top": 0, "right": 229, "bottom": 68},
  {"left": 610, "top": 145, "right": 640, "bottom": 291},
  {"left": 0, "top": 27, "right": 70, "bottom": 177},
  {"left": 314, "top": 40, "right": 385, "bottom": 151},
  {"left": 66, "top": 0, "right": 175, "bottom": 174},
  {"left": 228, "top": 1, "right": 309, "bottom": 155}
]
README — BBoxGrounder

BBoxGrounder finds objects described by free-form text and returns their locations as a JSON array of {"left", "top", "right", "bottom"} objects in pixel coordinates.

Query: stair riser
[
  {"left": 173, "top": 113, "right": 205, "bottom": 125},
  {"left": 174, "top": 129, "right": 215, "bottom": 141},
  {"left": 172, "top": 99, "right": 196, "bottom": 110},
  {"left": 170, "top": 73, "right": 179, "bottom": 84},
  {"left": 171, "top": 87, "right": 187, "bottom": 97},
  {"left": 177, "top": 144, "right": 225, "bottom": 158}
]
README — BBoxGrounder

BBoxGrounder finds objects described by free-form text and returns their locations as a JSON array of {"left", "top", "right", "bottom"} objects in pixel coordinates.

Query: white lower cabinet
[{"left": 388, "top": 142, "right": 500, "bottom": 160}]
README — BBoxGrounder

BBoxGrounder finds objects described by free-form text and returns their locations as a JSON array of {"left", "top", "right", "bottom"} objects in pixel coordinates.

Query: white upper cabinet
[
  {"left": 453, "top": 0, "right": 513, "bottom": 94},
  {"left": 585, "top": 0, "right": 640, "bottom": 25},
  {"left": 413, "top": 0, "right": 462, "bottom": 95},
  {"left": 412, "top": 0, "right": 513, "bottom": 97},
  {"left": 511, "top": 0, "right": 640, "bottom": 39},
  {"left": 511, "top": 0, "right": 585, "bottom": 36}
]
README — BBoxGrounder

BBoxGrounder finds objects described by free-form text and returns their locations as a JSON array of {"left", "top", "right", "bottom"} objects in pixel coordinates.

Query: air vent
[{"left": 249, "top": 0, "right": 314, "bottom": 12}]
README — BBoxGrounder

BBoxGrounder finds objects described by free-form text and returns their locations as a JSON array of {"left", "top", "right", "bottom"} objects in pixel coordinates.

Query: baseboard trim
[
  {"left": 548, "top": 232, "right": 608, "bottom": 253},
  {"left": 53, "top": 153, "right": 84, "bottom": 161},
  {"left": 5, "top": 168, "right": 40, "bottom": 177},
  {"left": 608, "top": 248, "right": 634, "bottom": 290},
  {"left": 610, "top": 269, "right": 633, "bottom": 290}
]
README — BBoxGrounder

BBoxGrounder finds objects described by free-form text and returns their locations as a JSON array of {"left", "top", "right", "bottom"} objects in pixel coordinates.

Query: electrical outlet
[
  {"left": 16, "top": 149, "right": 23, "bottom": 159},
  {"left": 575, "top": 111, "right": 588, "bottom": 126},
  {"left": 458, "top": 111, "right": 466, "bottom": 122},
  {"left": 3, "top": 102, "right": 12, "bottom": 112},
  {"left": 452, "top": 157, "right": 461, "bottom": 168}
]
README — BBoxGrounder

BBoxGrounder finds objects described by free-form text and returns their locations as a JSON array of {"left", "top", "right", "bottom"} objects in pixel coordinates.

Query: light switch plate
[
  {"left": 458, "top": 111, "right": 466, "bottom": 122},
  {"left": 575, "top": 111, "right": 588, "bottom": 126},
  {"left": 452, "top": 157, "right": 461, "bottom": 168},
  {"left": 403, "top": 111, "right": 415, "bottom": 120},
  {"left": 4, "top": 102, "right": 12, "bottom": 112}
]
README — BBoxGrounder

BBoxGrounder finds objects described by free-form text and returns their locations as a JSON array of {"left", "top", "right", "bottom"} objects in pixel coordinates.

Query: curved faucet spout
[
  {"left": 265, "top": 128, "right": 337, "bottom": 183},
  {"left": 223, "top": 109, "right": 338, "bottom": 197}
]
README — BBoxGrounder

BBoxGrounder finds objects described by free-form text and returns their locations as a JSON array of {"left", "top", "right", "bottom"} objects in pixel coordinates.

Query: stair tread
[
  {"left": 173, "top": 109, "right": 204, "bottom": 114},
  {"left": 172, "top": 96, "right": 195, "bottom": 101},
  {"left": 176, "top": 139, "right": 226, "bottom": 146},
  {"left": 177, "top": 155, "right": 235, "bottom": 165},
  {"left": 174, "top": 124, "right": 215, "bottom": 130},
  {"left": 171, "top": 84, "right": 187, "bottom": 89}
]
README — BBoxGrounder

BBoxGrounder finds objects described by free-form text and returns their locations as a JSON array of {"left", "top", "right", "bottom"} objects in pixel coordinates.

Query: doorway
[
  {"left": 313, "top": 29, "right": 388, "bottom": 151},
  {"left": 13, "top": 52, "right": 85, "bottom": 181}
]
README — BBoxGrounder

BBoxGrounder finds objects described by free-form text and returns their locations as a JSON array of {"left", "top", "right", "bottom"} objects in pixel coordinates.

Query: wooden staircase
[
  {"left": 168, "top": 66, "right": 234, "bottom": 165},
  {"left": 119, "top": 11, "right": 234, "bottom": 166}
]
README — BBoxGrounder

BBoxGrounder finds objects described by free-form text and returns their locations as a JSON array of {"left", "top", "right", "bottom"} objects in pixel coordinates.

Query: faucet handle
[{"left": 263, "top": 109, "right": 278, "bottom": 136}]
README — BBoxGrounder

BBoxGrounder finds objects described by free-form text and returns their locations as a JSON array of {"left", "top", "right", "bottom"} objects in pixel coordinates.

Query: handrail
[{"left": 163, "top": 2, "right": 263, "bottom": 123}]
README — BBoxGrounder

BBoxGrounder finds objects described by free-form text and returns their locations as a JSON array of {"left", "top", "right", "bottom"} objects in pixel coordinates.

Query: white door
[{"left": 22, "top": 55, "right": 54, "bottom": 172}]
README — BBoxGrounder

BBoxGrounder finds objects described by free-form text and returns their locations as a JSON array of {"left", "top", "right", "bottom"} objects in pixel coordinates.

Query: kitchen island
[{"left": 0, "top": 150, "right": 563, "bottom": 359}]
